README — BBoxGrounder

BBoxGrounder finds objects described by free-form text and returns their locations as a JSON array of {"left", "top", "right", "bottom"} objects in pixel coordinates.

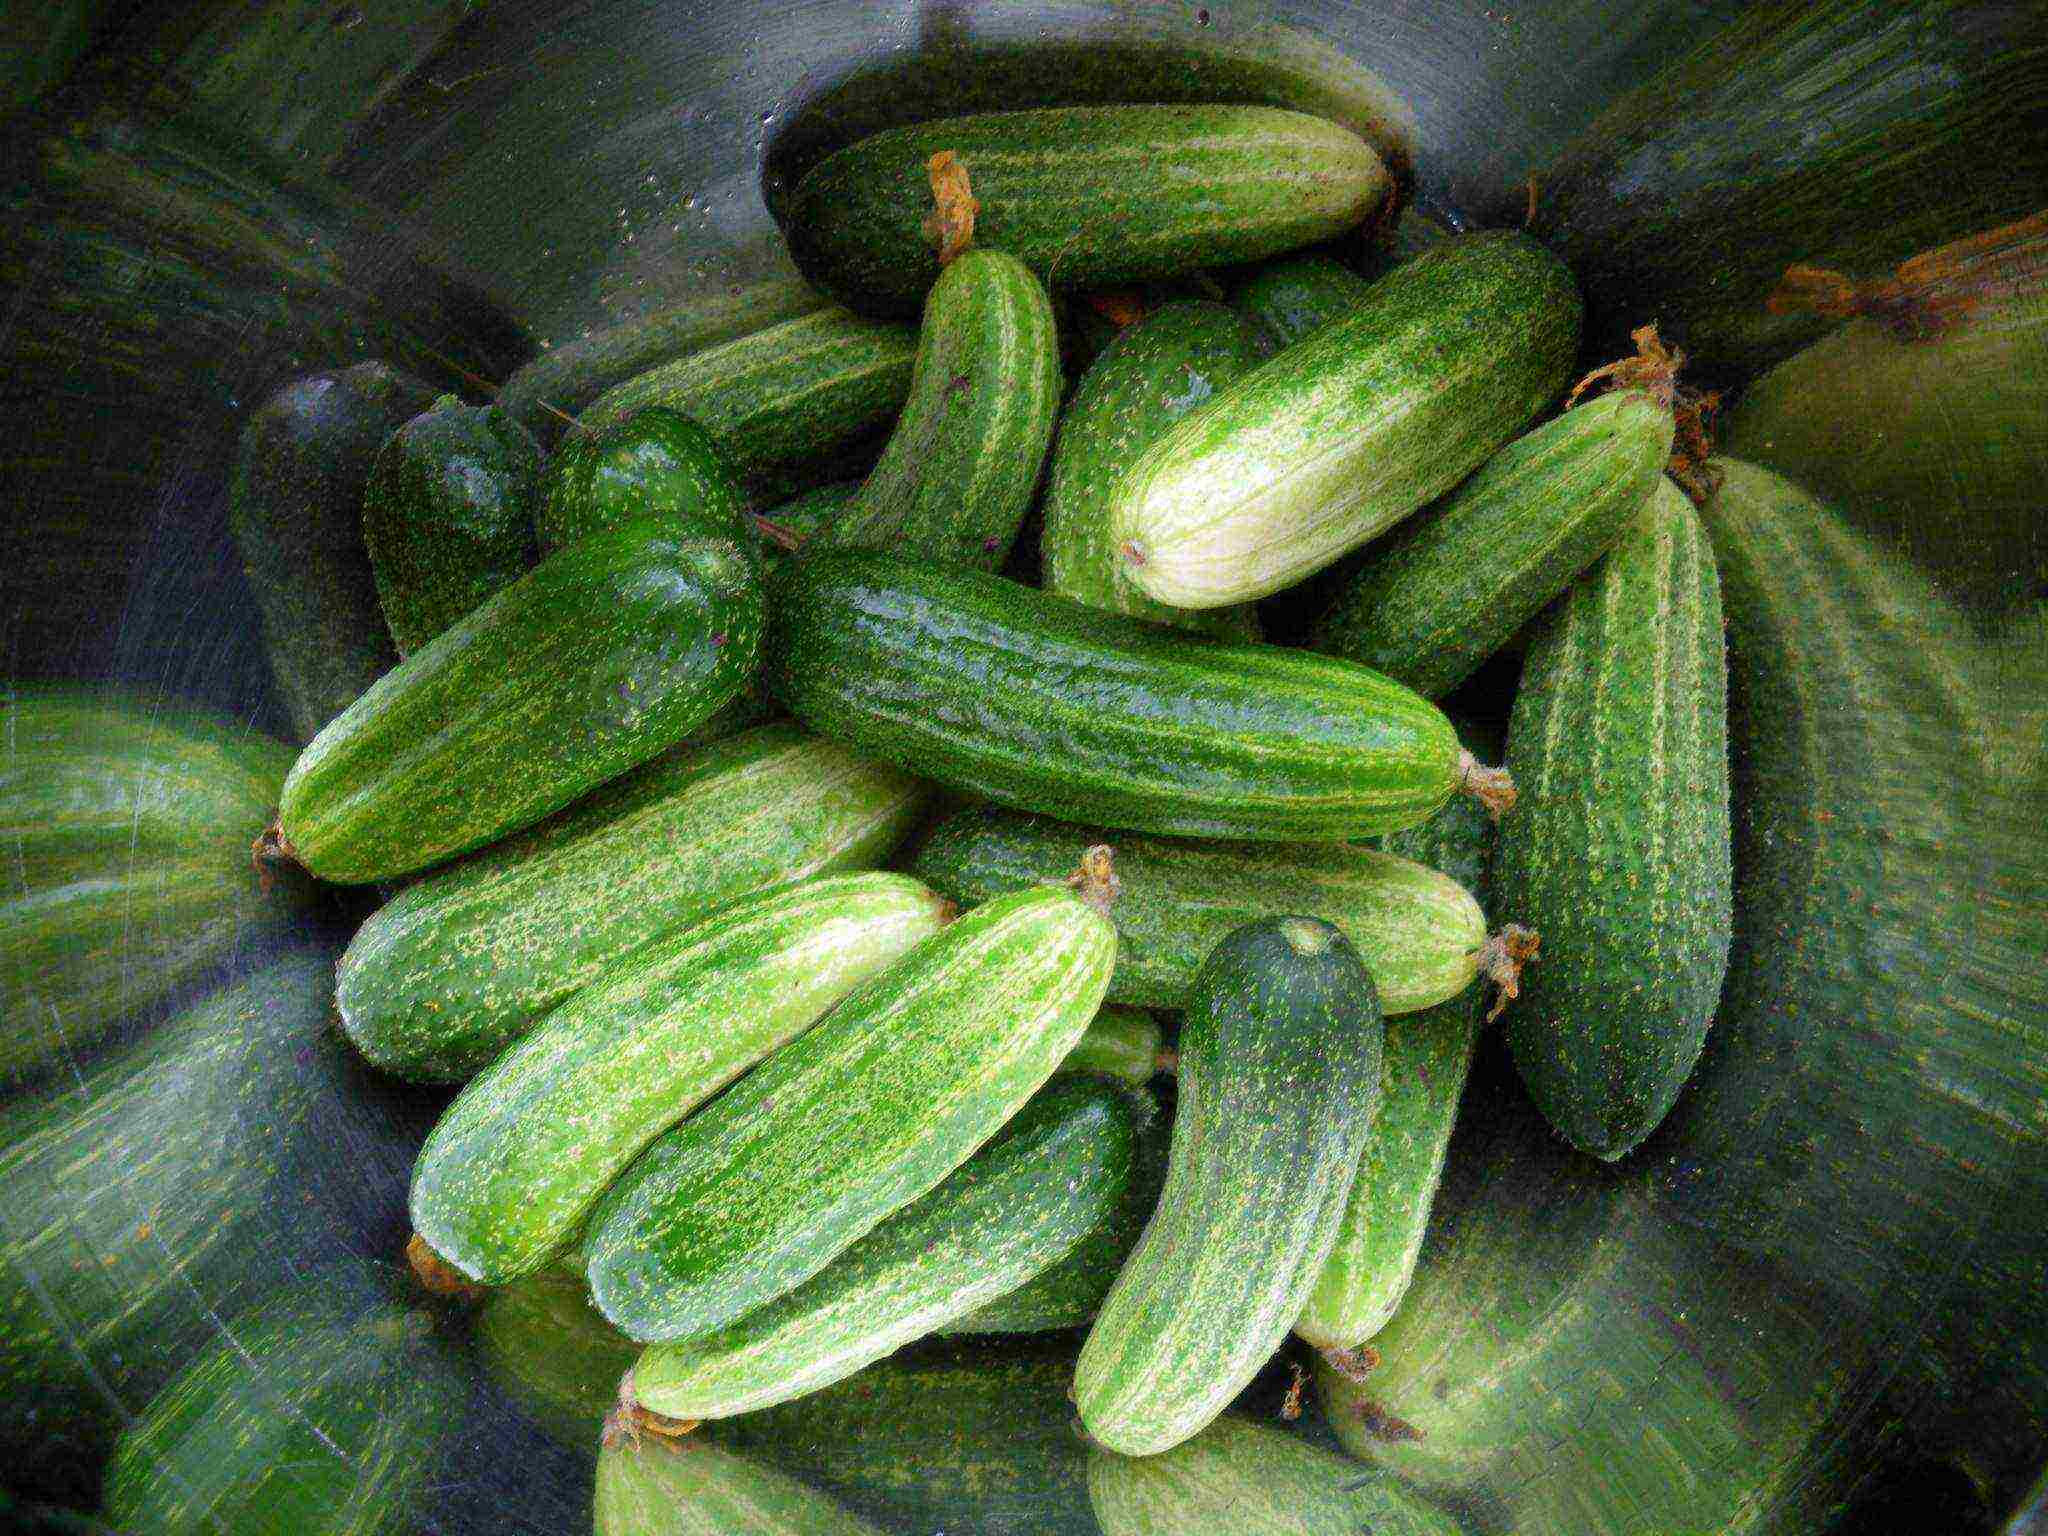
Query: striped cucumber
[
  {"left": 1497, "top": 478, "right": 1731, "bottom": 1160},
  {"left": 582, "top": 860, "right": 1118, "bottom": 1342},
  {"left": 1062, "top": 1005, "right": 1163, "bottom": 1085},
  {"left": 410, "top": 874, "right": 952, "bottom": 1284},
  {"left": 1228, "top": 252, "right": 1378, "bottom": 355},
  {"left": 596, "top": 1433, "right": 883, "bottom": 1536},
  {"left": 1041, "top": 301, "right": 1266, "bottom": 638},
  {"left": 271, "top": 527, "right": 763, "bottom": 885},
  {"left": 336, "top": 724, "right": 927, "bottom": 1082},
  {"left": 1110, "top": 232, "right": 1581, "bottom": 608},
  {"left": 769, "top": 551, "right": 1506, "bottom": 842},
  {"left": 785, "top": 106, "right": 1389, "bottom": 318},
  {"left": 1075, "top": 917, "right": 1384, "bottom": 1456},
  {"left": 537, "top": 406, "right": 750, "bottom": 555}
]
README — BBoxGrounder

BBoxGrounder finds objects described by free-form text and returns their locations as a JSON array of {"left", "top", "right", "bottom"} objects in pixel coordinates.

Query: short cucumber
[
  {"left": 273, "top": 527, "right": 763, "bottom": 885},
  {"left": 785, "top": 106, "right": 1390, "bottom": 318},
  {"left": 596, "top": 1434, "right": 884, "bottom": 1536},
  {"left": 1041, "top": 301, "right": 1266, "bottom": 638},
  {"left": 827, "top": 249, "right": 1060, "bottom": 570},
  {"left": 1060, "top": 1006, "right": 1162, "bottom": 1085},
  {"left": 1075, "top": 917, "right": 1384, "bottom": 1456},
  {"left": 336, "top": 724, "right": 928, "bottom": 1082},
  {"left": 537, "top": 406, "right": 749, "bottom": 555},
  {"left": 582, "top": 867, "right": 1118, "bottom": 1342},
  {"left": 1110, "top": 232, "right": 1582, "bottom": 608},
  {"left": 1315, "top": 388, "right": 1676, "bottom": 698},
  {"left": 1228, "top": 252, "right": 1378, "bottom": 355},
  {"left": 410, "top": 873, "right": 952, "bottom": 1283},
  {"left": 625, "top": 1075, "right": 1140, "bottom": 1419},
  {"left": 769, "top": 550, "right": 1496, "bottom": 842}
]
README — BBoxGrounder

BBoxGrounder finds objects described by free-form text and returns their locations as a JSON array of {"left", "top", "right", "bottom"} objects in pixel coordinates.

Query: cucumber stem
[
  {"left": 1320, "top": 1343, "right": 1381, "bottom": 1385},
  {"left": 753, "top": 514, "right": 803, "bottom": 552},
  {"left": 250, "top": 821, "right": 301, "bottom": 892},
  {"left": 1457, "top": 751, "right": 1518, "bottom": 820},
  {"left": 922, "top": 150, "right": 979, "bottom": 265},
  {"left": 1476, "top": 924, "right": 1542, "bottom": 1023},
  {"left": 1067, "top": 844, "right": 1120, "bottom": 916},
  {"left": 614, "top": 1367, "right": 701, "bottom": 1446},
  {"left": 405, "top": 1232, "right": 486, "bottom": 1302},
  {"left": 1766, "top": 207, "right": 2048, "bottom": 340}
]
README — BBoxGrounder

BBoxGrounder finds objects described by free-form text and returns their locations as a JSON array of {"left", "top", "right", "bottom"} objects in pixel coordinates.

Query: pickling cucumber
[
  {"left": 595, "top": 1433, "right": 884, "bottom": 1536},
  {"left": 1228, "top": 251, "right": 1378, "bottom": 355},
  {"left": 1061, "top": 1006, "right": 1163, "bottom": 1085},
  {"left": 536, "top": 406, "right": 750, "bottom": 555}
]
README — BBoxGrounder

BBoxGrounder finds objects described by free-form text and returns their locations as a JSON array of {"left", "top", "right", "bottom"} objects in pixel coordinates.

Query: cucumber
[
  {"left": 1315, "top": 387, "right": 1676, "bottom": 699},
  {"left": 410, "top": 873, "right": 952, "bottom": 1283},
  {"left": 912, "top": 805, "right": 1489, "bottom": 1014},
  {"left": 761, "top": 481, "right": 860, "bottom": 554},
  {"left": 1228, "top": 252, "right": 1378, "bottom": 355},
  {"left": 1040, "top": 301, "right": 1266, "bottom": 639},
  {"left": 596, "top": 1434, "right": 884, "bottom": 1536},
  {"left": 536, "top": 406, "right": 750, "bottom": 556},
  {"left": 582, "top": 865, "right": 1118, "bottom": 1342},
  {"left": 826, "top": 249, "right": 1060, "bottom": 571},
  {"left": 272, "top": 527, "right": 763, "bottom": 885},
  {"left": 770, "top": 550, "right": 1497, "bottom": 842},
  {"left": 336, "top": 724, "right": 927, "bottom": 1082},
  {"left": 362, "top": 394, "right": 543, "bottom": 655},
  {"left": 1075, "top": 916, "right": 1384, "bottom": 1456},
  {"left": 1109, "top": 232, "right": 1582, "bottom": 609},
  {"left": 1061, "top": 1005, "right": 1163, "bottom": 1085},
  {"left": 785, "top": 106, "right": 1390, "bottom": 318},
  {"left": 625, "top": 1075, "right": 1140, "bottom": 1420},
  {"left": 475, "top": 1271, "right": 638, "bottom": 1448},
  {"left": 1496, "top": 479, "right": 1731, "bottom": 1160},
  {"left": 229, "top": 362, "right": 435, "bottom": 741}
]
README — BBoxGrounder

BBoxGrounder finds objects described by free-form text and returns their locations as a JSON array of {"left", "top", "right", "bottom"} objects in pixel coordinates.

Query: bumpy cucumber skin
[
  {"left": 536, "top": 406, "right": 750, "bottom": 555},
  {"left": 1075, "top": 917, "right": 1384, "bottom": 1456},
  {"left": 363, "top": 396, "right": 543, "bottom": 655},
  {"left": 769, "top": 550, "right": 1464, "bottom": 842},
  {"left": 1229, "top": 252, "right": 1378, "bottom": 355},
  {"left": 582, "top": 881, "right": 1115, "bottom": 1343},
  {"left": 1041, "top": 302, "right": 1265, "bottom": 638},
  {"left": 1110, "top": 232, "right": 1582, "bottom": 609},
  {"left": 827, "top": 249, "right": 1060, "bottom": 571},
  {"left": 786, "top": 106, "right": 1389, "bottom": 318},
  {"left": 279, "top": 528, "right": 763, "bottom": 884},
  {"left": 1497, "top": 479, "right": 1731, "bottom": 1160},
  {"left": 1316, "top": 390, "right": 1675, "bottom": 699},
  {"left": 336, "top": 724, "right": 927, "bottom": 1083},
  {"left": 596, "top": 1438, "right": 884, "bottom": 1536},
  {"left": 410, "top": 874, "right": 951, "bottom": 1283}
]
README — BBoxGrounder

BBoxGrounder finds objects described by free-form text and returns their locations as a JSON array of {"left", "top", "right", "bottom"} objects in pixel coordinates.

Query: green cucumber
[
  {"left": 1041, "top": 301, "right": 1266, "bottom": 639},
  {"left": 273, "top": 527, "right": 762, "bottom": 885},
  {"left": 826, "top": 248, "right": 1060, "bottom": 571},
  {"left": 785, "top": 106, "right": 1389, "bottom": 318},
  {"left": 770, "top": 550, "right": 1494, "bottom": 842},
  {"left": 1109, "top": 232, "right": 1582, "bottom": 608},
  {"left": 762, "top": 481, "right": 860, "bottom": 554},
  {"left": 1062, "top": 1005, "right": 1163, "bottom": 1084},
  {"left": 1228, "top": 252, "right": 1378, "bottom": 355},
  {"left": 1315, "top": 388, "right": 1676, "bottom": 698},
  {"left": 336, "top": 724, "right": 927, "bottom": 1083},
  {"left": 1075, "top": 916, "right": 1384, "bottom": 1456},
  {"left": 1496, "top": 479, "right": 1731, "bottom": 1160},
  {"left": 362, "top": 394, "right": 543, "bottom": 655},
  {"left": 536, "top": 406, "right": 749, "bottom": 556},
  {"left": 230, "top": 362, "right": 435, "bottom": 741},
  {"left": 913, "top": 804, "right": 1489, "bottom": 1014},
  {"left": 475, "top": 1271, "right": 638, "bottom": 1448},
  {"left": 625, "top": 1075, "right": 1140, "bottom": 1419},
  {"left": 582, "top": 868, "right": 1117, "bottom": 1342},
  {"left": 596, "top": 1435, "right": 883, "bottom": 1536},
  {"left": 411, "top": 873, "right": 951, "bottom": 1283}
]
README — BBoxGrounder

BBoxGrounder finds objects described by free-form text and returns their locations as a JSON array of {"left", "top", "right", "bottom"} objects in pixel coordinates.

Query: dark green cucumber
[
  {"left": 582, "top": 874, "right": 1117, "bottom": 1343},
  {"left": 275, "top": 527, "right": 762, "bottom": 884},
  {"left": 596, "top": 1435, "right": 884, "bottom": 1536},
  {"left": 1041, "top": 301, "right": 1266, "bottom": 638},
  {"left": 229, "top": 362, "right": 435, "bottom": 742},
  {"left": 827, "top": 249, "right": 1060, "bottom": 571},
  {"left": 362, "top": 394, "right": 543, "bottom": 655},
  {"left": 1228, "top": 252, "right": 1378, "bottom": 355},
  {"left": 785, "top": 106, "right": 1390, "bottom": 318},
  {"left": 1061, "top": 1006, "right": 1163, "bottom": 1085},
  {"left": 1109, "top": 232, "right": 1582, "bottom": 608},
  {"left": 1315, "top": 388, "right": 1676, "bottom": 698},
  {"left": 411, "top": 874, "right": 951, "bottom": 1283},
  {"left": 1075, "top": 917, "right": 1384, "bottom": 1456},
  {"left": 770, "top": 550, "right": 1488, "bottom": 842},
  {"left": 476, "top": 1270, "right": 639, "bottom": 1448},
  {"left": 762, "top": 481, "right": 860, "bottom": 554},
  {"left": 536, "top": 406, "right": 749, "bottom": 556},
  {"left": 626, "top": 1075, "right": 1140, "bottom": 1419}
]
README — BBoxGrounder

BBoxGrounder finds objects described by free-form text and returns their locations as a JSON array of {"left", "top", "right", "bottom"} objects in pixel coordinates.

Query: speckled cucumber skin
[
  {"left": 1111, "top": 232, "right": 1582, "bottom": 609},
  {"left": 1075, "top": 917, "right": 1384, "bottom": 1456},
  {"left": 596, "top": 1437, "right": 884, "bottom": 1536},
  {"left": 913, "top": 805, "right": 1485, "bottom": 1013},
  {"left": 785, "top": 106, "right": 1390, "bottom": 319},
  {"left": 1229, "top": 252, "right": 1378, "bottom": 355},
  {"left": 278, "top": 528, "right": 763, "bottom": 885},
  {"left": 582, "top": 880, "right": 1116, "bottom": 1343},
  {"left": 629, "top": 1076, "right": 1138, "bottom": 1419},
  {"left": 1042, "top": 302, "right": 1265, "bottom": 639},
  {"left": 410, "top": 874, "right": 951, "bottom": 1283},
  {"left": 336, "top": 724, "right": 928, "bottom": 1083},
  {"left": 769, "top": 550, "right": 1464, "bottom": 842},
  {"left": 828, "top": 249, "right": 1059, "bottom": 571},
  {"left": 1497, "top": 479, "right": 1731, "bottom": 1160},
  {"left": 536, "top": 406, "right": 750, "bottom": 555}
]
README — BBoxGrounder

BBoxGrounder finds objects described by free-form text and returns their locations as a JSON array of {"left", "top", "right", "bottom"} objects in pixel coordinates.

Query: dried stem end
[
  {"left": 1321, "top": 1343, "right": 1383, "bottom": 1384},
  {"left": 1565, "top": 323, "right": 1723, "bottom": 506},
  {"left": 1766, "top": 208, "right": 2048, "bottom": 341},
  {"left": 608, "top": 1369, "right": 699, "bottom": 1450},
  {"left": 1457, "top": 750, "right": 1518, "bottom": 820},
  {"left": 1087, "top": 289, "right": 1147, "bottom": 328},
  {"left": 251, "top": 820, "right": 300, "bottom": 892},
  {"left": 1476, "top": 924, "right": 1542, "bottom": 1023},
  {"left": 406, "top": 1233, "right": 486, "bottom": 1302},
  {"left": 921, "top": 150, "right": 979, "bottom": 266},
  {"left": 1068, "top": 845, "right": 1120, "bottom": 916}
]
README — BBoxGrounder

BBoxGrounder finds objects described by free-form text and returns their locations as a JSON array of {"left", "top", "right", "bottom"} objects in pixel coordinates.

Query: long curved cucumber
[
  {"left": 595, "top": 1434, "right": 884, "bottom": 1536},
  {"left": 536, "top": 406, "right": 750, "bottom": 555}
]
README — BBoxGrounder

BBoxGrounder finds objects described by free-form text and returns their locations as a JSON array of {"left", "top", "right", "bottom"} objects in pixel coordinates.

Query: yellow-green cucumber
[
  {"left": 1062, "top": 1005, "right": 1163, "bottom": 1085},
  {"left": 1075, "top": 916, "right": 1384, "bottom": 1456},
  {"left": 582, "top": 857, "right": 1118, "bottom": 1342},
  {"left": 1110, "top": 232, "right": 1581, "bottom": 608},
  {"left": 536, "top": 406, "right": 750, "bottom": 555},
  {"left": 595, "top": 1431, "right": 884, "bottom": 1536},
  {"left": 409, "top": 873, "right": 952, "bottom": 1284},
  {"left": 1228, "top": 252, "right": 1379, "bottom": 356}
]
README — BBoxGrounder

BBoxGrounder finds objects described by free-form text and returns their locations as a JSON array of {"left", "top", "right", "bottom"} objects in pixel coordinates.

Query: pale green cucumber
[
  {"left": 1061, "top": 1005, "right": 1162, "bottom": 1084},
  {"left": 595, "top": 1434, "right": 884, "bottom": 1536}
]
